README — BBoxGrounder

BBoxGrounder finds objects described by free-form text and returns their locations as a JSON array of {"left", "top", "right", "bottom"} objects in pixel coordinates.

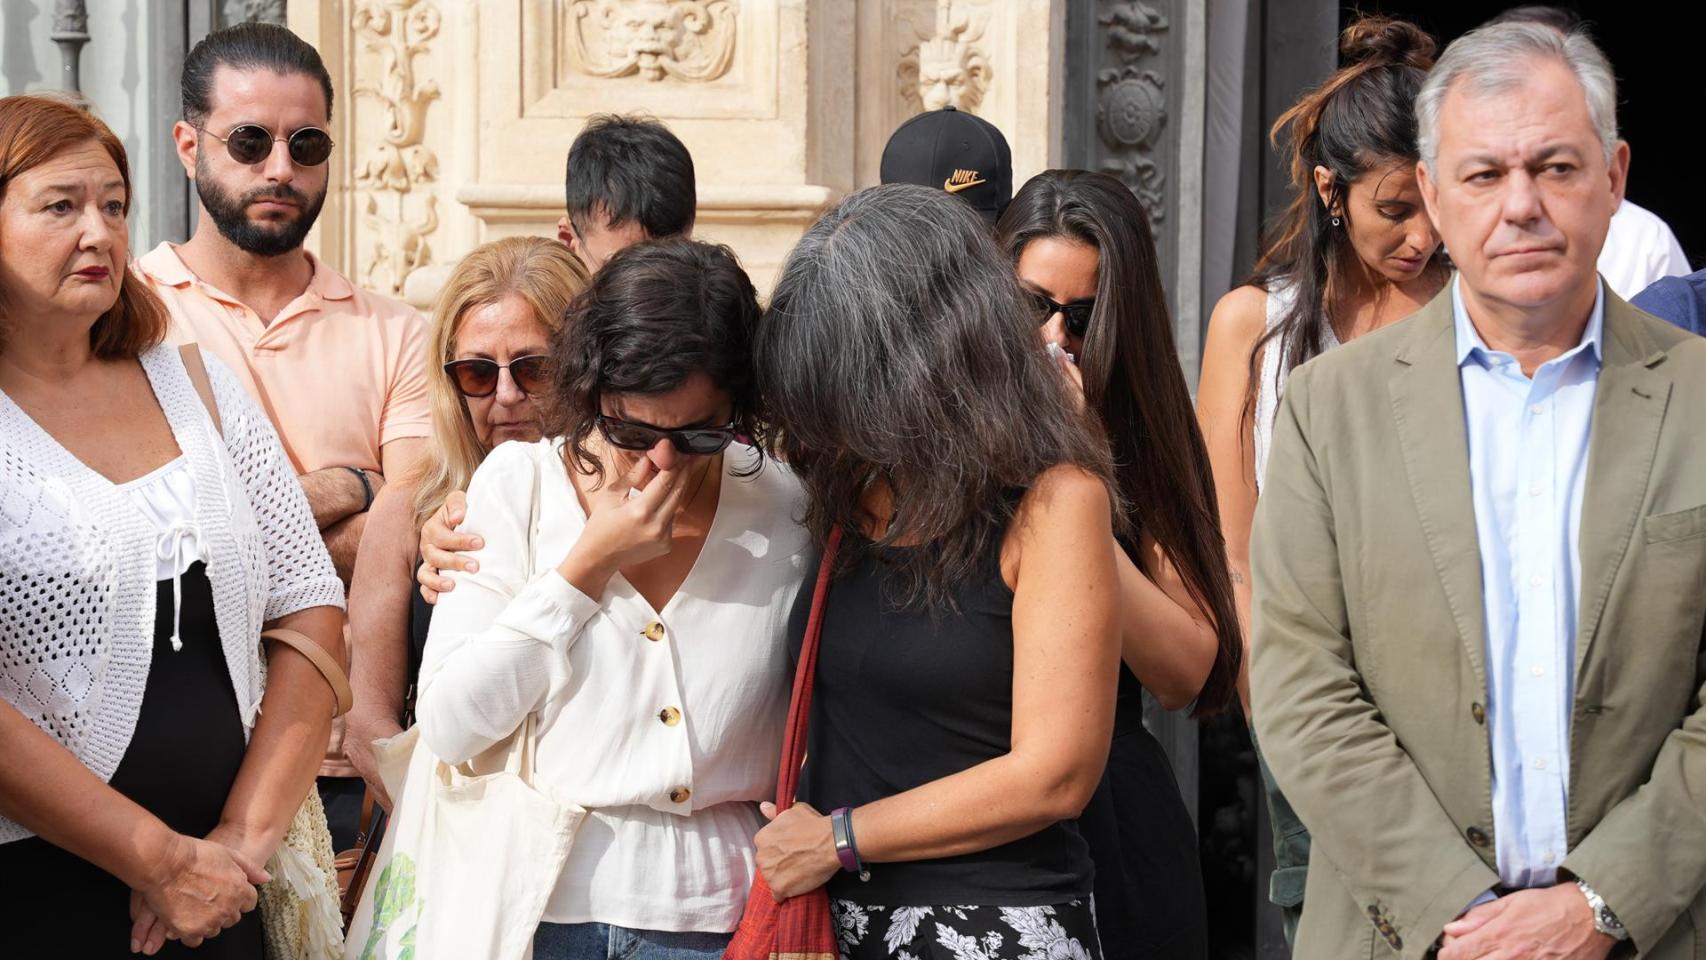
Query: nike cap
[{"left": 879, "top": 106, "right": 1013, "bottom": 226}]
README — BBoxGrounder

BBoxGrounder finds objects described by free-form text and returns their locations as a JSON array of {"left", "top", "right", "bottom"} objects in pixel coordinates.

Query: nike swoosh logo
[{"left": 943, "top": 177, "right": 987, "bottom": 193}]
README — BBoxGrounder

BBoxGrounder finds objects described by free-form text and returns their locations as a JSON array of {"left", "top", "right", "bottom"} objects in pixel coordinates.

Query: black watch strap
[{"left": 344, "top": 466, "right": 375, "bottom": 513}]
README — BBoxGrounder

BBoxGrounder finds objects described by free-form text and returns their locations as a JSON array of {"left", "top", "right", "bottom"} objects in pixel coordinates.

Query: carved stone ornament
[
  {"left": 1097, "top": 67, "right": 1165, "bottom": 149},
  {"left": 567, "top": 0, "right": 738, "bottom": 83},
  {"left": 1099, "top": 0, "right": 1169, "bottom": 60},
  {"left": 898, "top": 2, "right": 991, "bottom": 113},
  {"left": 1093, "top": 0, "right": 1171, "bottom": 223},
  {"left": 352, "top": 0, "right": 443, "bottom": 297}
]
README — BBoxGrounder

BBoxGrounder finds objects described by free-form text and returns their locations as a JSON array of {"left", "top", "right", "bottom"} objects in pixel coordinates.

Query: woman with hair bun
[{"left": 1194, "top": 14, "right": 1446, "bottom": 944}]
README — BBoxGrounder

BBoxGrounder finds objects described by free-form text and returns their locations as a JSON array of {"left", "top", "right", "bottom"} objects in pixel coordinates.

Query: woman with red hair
[{"left": 0, "top": 95, "right": 346, "bottom": 957}]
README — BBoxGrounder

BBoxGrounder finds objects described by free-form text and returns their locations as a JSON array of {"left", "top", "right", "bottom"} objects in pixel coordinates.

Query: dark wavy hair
[
  {"left": 547, "top": 238, "right": 763, "bottom": 484},
  {"left": 997, "top": 169, "right": 1242, "bottom": 718},
  {"left": 758, "top": 183, "right": 1117, "bottom": 606},
  {"left": 1246, "top": 16, "right": 1441, "bottom": 423}
]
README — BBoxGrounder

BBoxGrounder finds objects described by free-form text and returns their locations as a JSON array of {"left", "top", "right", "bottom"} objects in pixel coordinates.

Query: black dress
[
  {"left": 1077, "top": 666, "right": 1208, "bottom": 959},
  {"left": 793, "top": 536, "right": 1103, "bottom": 959},
  {"left": 0, "top": 563, "right": 263, "bottom": 958}
]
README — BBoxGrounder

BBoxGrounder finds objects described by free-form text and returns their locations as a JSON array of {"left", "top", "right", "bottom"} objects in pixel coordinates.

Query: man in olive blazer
[{"left": 1251, "top": 21, "right": 1706, "bottom": 960}]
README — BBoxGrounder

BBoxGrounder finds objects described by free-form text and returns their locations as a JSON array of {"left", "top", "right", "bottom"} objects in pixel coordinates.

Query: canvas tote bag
[{"left": 343, "top": 714, "right": 585, "bottom": 960}]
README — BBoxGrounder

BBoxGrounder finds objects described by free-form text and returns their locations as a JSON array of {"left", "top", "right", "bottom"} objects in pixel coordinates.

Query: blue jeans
[{"left": 532, "top": 922, "right": 732, "bottom": 960}]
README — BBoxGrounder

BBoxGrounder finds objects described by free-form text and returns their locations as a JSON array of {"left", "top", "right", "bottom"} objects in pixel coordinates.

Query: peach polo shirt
[{"left": 136, "top": 242, "right": 431, "bottom": 475}]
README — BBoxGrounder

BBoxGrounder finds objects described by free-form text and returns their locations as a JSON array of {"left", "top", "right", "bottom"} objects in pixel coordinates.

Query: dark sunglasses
[
  {"left": 1031, "top": 292, "right": 1095, "bottom": 339},
  {"left": 442, "top": 355, "right": 551, "bottom": 398},
  {"left": 596, "top": 415, "right": 739, "bottom": 456},
  {"left": 202, "top": 123, "right": 335, "bottom": 167}
]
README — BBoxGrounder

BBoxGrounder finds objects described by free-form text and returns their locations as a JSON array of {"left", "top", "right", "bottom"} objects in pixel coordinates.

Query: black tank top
[{"left": 792, "top": 537, "right": 1094, "bottom": 906}]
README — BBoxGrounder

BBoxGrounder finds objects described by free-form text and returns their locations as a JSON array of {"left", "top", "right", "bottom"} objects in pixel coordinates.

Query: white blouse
[
  {"left": 121, "top": 455, "right": 204, "bottom": 651},
  {"left": 0, "top": 344, "right": 345, "bottom": 845},
  {"left": 415, "top": 438, "right": 811, "bottom": 933}
]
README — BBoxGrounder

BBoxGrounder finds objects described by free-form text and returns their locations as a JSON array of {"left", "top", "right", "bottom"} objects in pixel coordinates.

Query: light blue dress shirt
[{"left": 1454, "top": 276, "right": 1604, "bottom": 891}]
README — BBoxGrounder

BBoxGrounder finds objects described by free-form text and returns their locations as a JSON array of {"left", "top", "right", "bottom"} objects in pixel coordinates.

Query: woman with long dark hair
[
  {"left": 996, "top": 169, "right": 1241, "bottom": 958},
  {"left": 751, "top": 184, "right": 1120, "bottom": 959},
  {"left": 1194, "top": 15, "right": 1444, "bottom": 942}
]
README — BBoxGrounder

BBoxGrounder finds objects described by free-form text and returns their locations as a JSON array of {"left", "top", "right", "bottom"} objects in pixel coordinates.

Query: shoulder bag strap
[
  {"left": 774, "top": 525, "right": 843, "bottom": 810},
  {"left": 177, "top": 343, "right": 224, "bottom": 439}
]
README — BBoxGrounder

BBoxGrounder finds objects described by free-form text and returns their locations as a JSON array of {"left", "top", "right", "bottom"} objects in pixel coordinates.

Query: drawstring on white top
[{"left": 157, "top": 523, "right": 206, "bottom": 652}]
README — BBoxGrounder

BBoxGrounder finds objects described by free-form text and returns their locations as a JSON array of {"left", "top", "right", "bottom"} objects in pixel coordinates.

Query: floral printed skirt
[{"left": 830, "top": 898, "right": 1102, "bottom": 960}]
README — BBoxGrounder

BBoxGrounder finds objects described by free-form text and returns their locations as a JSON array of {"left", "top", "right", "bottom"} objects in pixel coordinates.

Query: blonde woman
[{"left": 344, "top": 237, "right": 589, "bottom": 803}]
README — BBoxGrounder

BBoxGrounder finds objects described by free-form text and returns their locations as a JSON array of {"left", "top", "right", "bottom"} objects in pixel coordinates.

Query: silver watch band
[{"left": 1575, "top": 878, "right": 1629, "bottom": 941}]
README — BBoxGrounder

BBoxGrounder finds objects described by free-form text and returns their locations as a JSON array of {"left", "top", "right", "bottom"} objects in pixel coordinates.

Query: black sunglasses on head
[
  {"left": 596, "top": 415, "right": 739, "bottom": 456},
  {"left": 202, "top": 123, "right": 335, "bottom": 167},
  {"left": 1031, "top": 292, "right": 1095, "bottom": 339},
  {"left": 442, "top": 355, "right": 551, "bottom": 398}
]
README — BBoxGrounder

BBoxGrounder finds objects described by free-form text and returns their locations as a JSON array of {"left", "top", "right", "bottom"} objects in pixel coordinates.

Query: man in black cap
[{"left": 879, "top": 105, "right": 1013, "bottom": 225}]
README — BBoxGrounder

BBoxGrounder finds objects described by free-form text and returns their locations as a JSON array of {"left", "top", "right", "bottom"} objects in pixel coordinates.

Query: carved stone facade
[
  {"left": 1065, "top": 0, "right": 1182, "bottom": 292},
  {"left": 295, "top": 1, "right": 1070, "bottom": 303},
  {"left": 897, "top": 2, "right": 991, "bottom": 112},
  {"left": 566, "top": 0, "right": 739, "bottom": 82},
  {"left": 350, "top": 0, "right": 443, "bottom": 298},
  {"left": 1095, "top": 1, "right": 1170, "bottom": 222}
]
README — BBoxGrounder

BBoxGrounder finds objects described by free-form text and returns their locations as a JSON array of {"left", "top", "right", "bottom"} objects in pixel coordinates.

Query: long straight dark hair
[
  {"left": 997, "top": 169, "right": 1241, "bottom": 719},
  {"left": 1245, "top": 16, "right": 1439, "bottom": 425}
]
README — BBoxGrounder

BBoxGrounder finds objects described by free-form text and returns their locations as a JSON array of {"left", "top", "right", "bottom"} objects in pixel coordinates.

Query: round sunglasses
[
  {"left": 442, "top": 355, "right": 551, "bottom": 398},
  {"left": 1031, "top": 292, "right": 1095, "bottom": 339},
  {"left": 201, "top": 123, "right": 335, "bottom": 167},
  {"left": 596, "top": 415, "right": 739, "bottom": 456}
]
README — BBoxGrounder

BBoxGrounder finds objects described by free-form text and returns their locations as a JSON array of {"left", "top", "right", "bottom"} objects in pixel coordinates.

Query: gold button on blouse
[
  {"left": 658, "top": 706, "right": 682, "bottom": 726},
  {"left": 642, "top": 621, "right": 666, "bottom": 642},
  {"left": 669, "top": 786, "right": 691, "bottom": 804}
]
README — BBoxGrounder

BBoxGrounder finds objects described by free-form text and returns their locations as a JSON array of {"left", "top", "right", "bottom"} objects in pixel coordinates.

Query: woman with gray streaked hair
[{"left": 750, "top": 184, "right": 1121, "bottom": 959}]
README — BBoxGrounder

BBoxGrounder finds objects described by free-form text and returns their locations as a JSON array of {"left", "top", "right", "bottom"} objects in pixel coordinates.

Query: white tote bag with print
[{"left": 344, "top": 716, "right": 584, "bottom": 960}]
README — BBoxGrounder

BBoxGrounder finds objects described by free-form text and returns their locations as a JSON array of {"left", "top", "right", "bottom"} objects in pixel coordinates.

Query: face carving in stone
[
  {"left": 572, "top": 0, "right": 737, "bottom": 83},
  {"left": 900, "top": 3, "right": 990, "bottom": 113},
  {"left": 917, "top": 40, "right": 980, "bottom": 111},
  {"left": 607, "top": 1, "right": 680, "bottom": 77}
]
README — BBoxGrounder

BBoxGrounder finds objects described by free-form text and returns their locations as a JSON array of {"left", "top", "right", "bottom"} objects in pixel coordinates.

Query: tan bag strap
[
  {"left": 261, "top": 627, "right": 353, "bottom": 717},
  {"left": 178, "top": 343, "right": 223, "bottom": 439}
]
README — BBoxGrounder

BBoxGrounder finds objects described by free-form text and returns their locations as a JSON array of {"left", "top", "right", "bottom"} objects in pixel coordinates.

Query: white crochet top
[{"left": 0, "top": 344, "right": 344, "bottom": 844}]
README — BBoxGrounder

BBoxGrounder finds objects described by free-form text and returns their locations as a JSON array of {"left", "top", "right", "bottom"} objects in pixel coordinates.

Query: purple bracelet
[{"left": 830, "top": 806, "right": 867, "bottom": 878}]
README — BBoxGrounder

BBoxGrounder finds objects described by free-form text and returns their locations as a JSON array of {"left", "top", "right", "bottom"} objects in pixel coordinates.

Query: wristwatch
[
  {"left": 1575, "top": 878, "right": 1629, "bottom": 941},
  {"left": 344, "top": 466, "right": 375, "bottom": 513}
]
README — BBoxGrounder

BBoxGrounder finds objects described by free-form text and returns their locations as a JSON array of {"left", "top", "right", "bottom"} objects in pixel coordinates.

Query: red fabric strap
[{"left": 774, "top": 526, "right": 843, "bottom": 810}]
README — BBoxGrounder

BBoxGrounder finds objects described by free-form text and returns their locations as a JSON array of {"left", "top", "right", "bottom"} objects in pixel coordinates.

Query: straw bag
[{"left": 180, "top": 343, "right": 345, "bottom": 960}]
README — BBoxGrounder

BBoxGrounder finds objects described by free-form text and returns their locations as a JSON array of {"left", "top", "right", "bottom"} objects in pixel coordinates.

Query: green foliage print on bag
[{"left": 360, "top": 854, "right": 423, "bottom": 960}]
